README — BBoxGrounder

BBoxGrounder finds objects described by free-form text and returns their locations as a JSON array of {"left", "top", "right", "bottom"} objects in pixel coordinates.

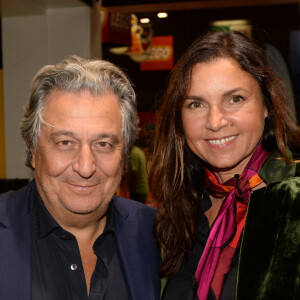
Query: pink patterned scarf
[{"left": 195, "top": 143, "right": 270, "bottom": 299}]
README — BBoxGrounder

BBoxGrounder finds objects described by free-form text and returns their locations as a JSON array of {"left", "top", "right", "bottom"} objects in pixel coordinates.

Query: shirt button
[
  {"left": 61, "top": 234, "right": 68, "bottom": 240},
  {"left": 70, "top": 264, "right": 77, "bottom": 271}
]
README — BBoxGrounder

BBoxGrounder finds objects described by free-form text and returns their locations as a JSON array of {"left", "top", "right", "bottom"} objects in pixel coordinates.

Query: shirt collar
[
  {"left": 30, "top": 181, "right": 60, "bottom": 241},
  {"left": 103, "top": 202, "right": 116, "bottom": 234}
]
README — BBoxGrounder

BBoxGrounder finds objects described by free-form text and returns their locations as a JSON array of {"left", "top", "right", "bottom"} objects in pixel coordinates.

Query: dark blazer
[{"left": 0, "top": 181, "right": 161, "bottom": 300}]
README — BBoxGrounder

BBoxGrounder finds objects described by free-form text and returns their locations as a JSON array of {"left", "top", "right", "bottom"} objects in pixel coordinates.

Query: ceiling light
[
  {"left": 140, "top": 18, "right": 150, "bottom": 24},
  {"left": 157, "top": 12, "right": 168, "bottom": 18}
]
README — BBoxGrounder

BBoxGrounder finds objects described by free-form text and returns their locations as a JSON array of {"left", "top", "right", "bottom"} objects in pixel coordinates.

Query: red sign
[
  {"left": 140, "top": 36, "right": 174, "bottom": 71},
  {"left": 101, "top": 7, "right": 131, "bottom": 46},
  {"left": 137, "top": 111, "right": 157, "bottom": 138}
]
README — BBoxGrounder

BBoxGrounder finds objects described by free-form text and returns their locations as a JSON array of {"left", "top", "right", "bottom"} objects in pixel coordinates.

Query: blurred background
[{"left": 0, "top": 0, "right": 299, "bottom": 195}]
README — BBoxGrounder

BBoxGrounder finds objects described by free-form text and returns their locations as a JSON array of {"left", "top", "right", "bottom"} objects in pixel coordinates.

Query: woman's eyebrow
[
  {"left": 223, "top": 88, "right": 246, "bottom": 97},
  {"left": 185, "top": 95, "right": 204, "bottom": 101}
]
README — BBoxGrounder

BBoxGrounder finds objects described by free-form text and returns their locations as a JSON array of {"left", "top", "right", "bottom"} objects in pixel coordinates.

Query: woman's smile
[{"left": 206, "top": 135, "right": 238, "bottom": 146}]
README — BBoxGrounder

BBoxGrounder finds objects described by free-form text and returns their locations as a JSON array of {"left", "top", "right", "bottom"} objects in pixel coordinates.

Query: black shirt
[
  {"left": 162, "top": 189, "right": 239, "bottom": 300},
  {"left": 30, "top": 183, "right": 131, "bottom": 300}
]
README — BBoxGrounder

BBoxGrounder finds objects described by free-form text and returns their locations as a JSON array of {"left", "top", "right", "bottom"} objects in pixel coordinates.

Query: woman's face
[{"left": 181, "top": 58, "right": 268, "bottom": 182}]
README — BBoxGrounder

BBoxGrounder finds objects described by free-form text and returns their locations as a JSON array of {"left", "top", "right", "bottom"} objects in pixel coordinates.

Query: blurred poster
[
  {"left": 101, "top": 7, "right": 131, "bottom": 46},
  {"left": 140, "top": 36, "right": 174, "bottom": 71},
  {"left": 137, "top": 111, "right": 157, "bottom": 138}
]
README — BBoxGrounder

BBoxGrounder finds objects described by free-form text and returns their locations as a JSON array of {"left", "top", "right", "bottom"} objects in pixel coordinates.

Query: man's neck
[{"left": 57, "top": 210, "right": 108, "bottom": 242}]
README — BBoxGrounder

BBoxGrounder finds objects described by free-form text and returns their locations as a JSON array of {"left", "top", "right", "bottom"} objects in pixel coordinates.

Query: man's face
[{"left": 32, "top": 90, "right": 124, "bottom": 224}]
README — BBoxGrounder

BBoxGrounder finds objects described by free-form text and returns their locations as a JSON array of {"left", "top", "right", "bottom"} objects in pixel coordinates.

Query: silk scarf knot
[{"left": 195, "top": 143, "right": 270, "bottom": 300}]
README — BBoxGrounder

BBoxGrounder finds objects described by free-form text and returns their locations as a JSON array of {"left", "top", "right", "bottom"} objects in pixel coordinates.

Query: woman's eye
[
  {"left": 229, "top": 95, "right": 244, "bottom": 103},
  {"left": 189, "top": 101, "right": 203, "bottom": 109}
]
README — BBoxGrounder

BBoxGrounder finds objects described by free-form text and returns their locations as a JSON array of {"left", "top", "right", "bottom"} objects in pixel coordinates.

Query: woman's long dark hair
[{"left": 149, "top": 30, "right": 300, "bottom": 277}]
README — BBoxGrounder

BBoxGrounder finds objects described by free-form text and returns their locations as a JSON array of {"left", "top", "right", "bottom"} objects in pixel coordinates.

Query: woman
[{"left": 149, "top": 31, "right": 300, "bottom": 300}]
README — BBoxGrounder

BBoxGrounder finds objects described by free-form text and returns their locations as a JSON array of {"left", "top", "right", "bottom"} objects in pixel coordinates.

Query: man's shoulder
[
  {"left": 0, "top": 182, "right": 32, "bottom": 226},
  {"left": 0, "top": 185, "right": 28, "bottom": 206},
  {"left": 0, "top": 183, "right": 28, "bottom": 199},
  {"left": 112, "top": 195, "right": 156, "bottom": 221}
]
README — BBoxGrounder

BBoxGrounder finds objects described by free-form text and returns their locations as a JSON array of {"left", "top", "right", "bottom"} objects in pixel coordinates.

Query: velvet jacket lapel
[
  {"left": 236, "top": 152, "right": 300, "bottom": 299},
  {"left": 113, "top": 196, "right": 160, "bottom": 300},
  {"left": 0, "top": 183, "right": 33, "bottom": 300}
]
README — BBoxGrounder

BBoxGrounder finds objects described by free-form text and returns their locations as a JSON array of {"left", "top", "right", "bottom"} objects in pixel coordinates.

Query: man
[{"left": 0, "top": 56, "right": 160, "bottom": 300}]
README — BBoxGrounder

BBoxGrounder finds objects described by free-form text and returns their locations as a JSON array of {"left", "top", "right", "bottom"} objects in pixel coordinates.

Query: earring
[{"left": 229, "top": 121, "right": 233, "bottom": 126}]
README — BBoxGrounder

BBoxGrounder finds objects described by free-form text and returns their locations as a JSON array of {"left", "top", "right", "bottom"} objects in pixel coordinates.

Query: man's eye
[
  {"left": 229, "top": 95, "right": 244, "bottom": 103},
  {"left": 55, "top": 140, "right": 75, "bottom": 150},
  {"left": 96, "top": 142, "right": 113, "bottom": 152},
  {"left": 59, "top": 140, "right": 71, "bottom": 146},
  {"left": 99, "top": 142, "right": 110, "bottom": 147}
]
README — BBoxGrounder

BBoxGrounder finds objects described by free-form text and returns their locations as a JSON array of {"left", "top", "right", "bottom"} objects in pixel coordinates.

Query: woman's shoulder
[
  {"left": 259, "top": 150, "right": 300, "bottom": 184},
  {"left": 240, "top": 155, "right": 300, "bottom": 299}
]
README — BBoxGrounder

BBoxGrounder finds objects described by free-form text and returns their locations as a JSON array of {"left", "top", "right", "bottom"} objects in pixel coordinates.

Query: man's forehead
[
  {"left": 39, "top": 90, "right": 123, "bottom": 139},
  {"left": 47, "top": 129, "right": 122, "bottom": 143},
  {"left": 43, "top": 90, "right": 120, "bottom": 118}
]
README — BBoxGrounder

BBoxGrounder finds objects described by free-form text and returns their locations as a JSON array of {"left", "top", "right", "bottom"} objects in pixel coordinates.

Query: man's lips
[{"left": 65, "top": 182, "right": 100, "bottom": 191}]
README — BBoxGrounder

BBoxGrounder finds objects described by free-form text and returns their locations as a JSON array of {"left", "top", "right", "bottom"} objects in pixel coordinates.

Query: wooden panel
[{"left": 0, "top": 70, "right": 6, "bottom": 179}]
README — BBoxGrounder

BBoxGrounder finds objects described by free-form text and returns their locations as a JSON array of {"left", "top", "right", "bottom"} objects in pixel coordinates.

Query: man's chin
[{"left": 62, "top": 202, "right": 103, "bottom": 216}]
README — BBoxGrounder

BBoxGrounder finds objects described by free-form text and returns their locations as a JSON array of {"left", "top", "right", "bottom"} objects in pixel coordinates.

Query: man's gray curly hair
[{"left": 20, "top": 55, "right": 138, "bottom": 169}]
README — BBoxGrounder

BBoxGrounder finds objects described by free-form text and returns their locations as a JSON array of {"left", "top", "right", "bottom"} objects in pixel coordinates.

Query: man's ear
[
  {"left": 31, "top": 150, "right": 36, "bottom": 169},
  {"left": 264, "top": 106, "right": 269, "bottom": 118}
]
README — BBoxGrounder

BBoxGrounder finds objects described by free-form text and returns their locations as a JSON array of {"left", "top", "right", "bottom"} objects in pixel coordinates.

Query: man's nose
[
  {"left": 206, "top": 105, "right": 230, "bottom": 131},
  {"left": 72, "top": 145, "right": 96, "bottom": 178}
]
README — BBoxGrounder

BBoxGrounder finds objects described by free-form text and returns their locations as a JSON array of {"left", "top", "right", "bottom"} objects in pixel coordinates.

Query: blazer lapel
[
  {"left": 0, "top": 214, "right": 32, "bottom": 300},
  {"left": 0, "top": 184, "right": 32, "bottom": 300},
  {"left": 114, "top": 199, "right": 156, "bottom": 300}
]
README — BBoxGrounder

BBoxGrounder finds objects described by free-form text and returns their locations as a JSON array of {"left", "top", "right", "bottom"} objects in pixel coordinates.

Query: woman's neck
[{"left": 209, "top": 158, "right": 251, "bottom": 183}]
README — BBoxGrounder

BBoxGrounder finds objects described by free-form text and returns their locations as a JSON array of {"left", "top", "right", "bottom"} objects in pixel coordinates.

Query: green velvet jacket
[
  {"left": 236, "top": 152, "right": 300, "bottom": 299},
  {"left": 161, "top": 152, "right": 300, "bottom": 300}
]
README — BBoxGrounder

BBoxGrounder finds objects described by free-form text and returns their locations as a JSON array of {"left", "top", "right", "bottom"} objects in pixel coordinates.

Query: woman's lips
[
  {"left": 205, "top": 135, "right": 238, "bottom": 148},
  {"left": 207, "top": 135, "right": 237, "bottom": 145}
]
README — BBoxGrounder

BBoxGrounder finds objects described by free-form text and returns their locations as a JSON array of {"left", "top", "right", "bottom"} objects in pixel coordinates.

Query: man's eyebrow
[
  {"left": 49, "top": 131, "right": 121, "bottom": 143},
  {"left": 94, "top": 133, "right": 120, "bottom": 144},
  {"left": 49, "top": 131, "right": 75, "bottom": 139}
]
